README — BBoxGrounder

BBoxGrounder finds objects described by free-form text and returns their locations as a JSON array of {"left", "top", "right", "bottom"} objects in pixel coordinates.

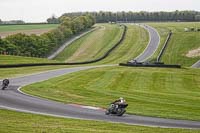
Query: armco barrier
[
  {"left": 0, "top": 63, "right": 72, "bottom": 68},
  {"left": 157, "top": 31, "right": 172, "bottom": 62},
  {"left": 0, "top": 25, "right": 127, "bottom": 68},
  {"left": 119, "top": 63, "right": 181, "bottom": 68}
]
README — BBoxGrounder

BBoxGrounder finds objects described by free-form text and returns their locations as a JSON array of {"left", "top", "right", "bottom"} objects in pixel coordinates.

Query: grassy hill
[
  {"left": 148, "top": 22, "right": 200, "bottom": 66},
  {"left": 55, "top": 24, "right": 148, "bottom": 64},
  {"left": 1, "top": 109, "right": 197, "bottom": 133},
  {"left": 22, "top": 66, "right": 200, "bottom": 121},
  {"left": 54, "top": 24, "right": 124, "bottom": 62},
  {"left": 96, "top": 24, "right": 149, "bottom": 64}
]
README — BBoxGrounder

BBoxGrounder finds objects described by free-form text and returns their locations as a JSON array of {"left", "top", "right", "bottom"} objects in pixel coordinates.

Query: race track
[
  {"left": 132, "top": 24, "right": 160, "bottom": 62},
  {"left": 192, "top": 60, "right": 200, "bottom": 68},
  {"left": 0, "top": 65, "right": 200, "bottom": 129},
  {"left": 1, "top": 24, "right": 200, "bottom": 129}
]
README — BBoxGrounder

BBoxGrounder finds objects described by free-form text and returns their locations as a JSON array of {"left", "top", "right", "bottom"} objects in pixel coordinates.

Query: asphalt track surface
[
  {"left": 191, "top": 60, "right": 200, "bottom": 68},
  {"left": 131, "top": 24, "right": 160, "bottom": 62},
  {"left": 0, "top": 25, "right": 200, "bottom": 129}
]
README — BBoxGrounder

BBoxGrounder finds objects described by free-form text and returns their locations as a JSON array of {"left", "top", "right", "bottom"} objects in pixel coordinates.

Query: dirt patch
[
  {"left": 186, "top": 48, "right": 200, "bottom": 57},
  {"left": 0, "top": 28, "right": 53, "bottom": 38}
]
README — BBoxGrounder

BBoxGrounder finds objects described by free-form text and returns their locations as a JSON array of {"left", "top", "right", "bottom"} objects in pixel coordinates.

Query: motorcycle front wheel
[{"left": 105, "top": 110, "right": 110, "bottom": 115}]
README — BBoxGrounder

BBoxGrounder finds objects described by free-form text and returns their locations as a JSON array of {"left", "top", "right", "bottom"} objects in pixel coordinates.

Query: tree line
[
  {"left": 60, "top": 10, "right": 200, "bottom": 23},
  {"left": 0, "top": 15, "right": 95, "bottom": 57},
  {"left": 0, "top": 20, "right": 25, "bottom": 24}
]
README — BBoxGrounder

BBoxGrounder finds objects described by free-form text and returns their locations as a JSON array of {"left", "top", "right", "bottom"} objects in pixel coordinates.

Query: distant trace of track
[
  {"left": 192, "top": 60, "right": 200, "bottom": 68},
  {"left": 0, "top": 24, "right": 200, "bottom": 129},
  {"left": 130, "top": 24, "right": 160, "bottom": 62}
]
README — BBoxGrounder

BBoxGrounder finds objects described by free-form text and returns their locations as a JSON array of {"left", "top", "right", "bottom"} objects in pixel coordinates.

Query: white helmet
[{"left": 119, "top": 97, "right": 124, "bottom": 100}]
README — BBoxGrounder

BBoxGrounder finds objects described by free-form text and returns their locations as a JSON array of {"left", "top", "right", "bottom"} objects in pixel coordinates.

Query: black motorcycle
[
  {"left": 1, "top": 79, "right": 9, "bottom": 90},
  {"left": 105, "top": 103, "right": 128, "bottom": 116}
]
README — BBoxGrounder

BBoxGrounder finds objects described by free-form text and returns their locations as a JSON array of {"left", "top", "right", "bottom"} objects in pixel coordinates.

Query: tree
[
  {"left": 195, "top": 15, "right": 200, "bottom": 21},
  {"left": 0, "top": 37, "right": 19, "bottom": 54},
  {"left": 0, "top": 37, "right": 6, "bottom": 52},
  {"left": 47, "top": 15, "right": 59, "bottom": 24},
  {"left": 61, "top": 11, "right": 200, "bottom": 23},
  {"left": 59, "top": 16, "right": 73, "bottom": 29},
  {"left": 58, "top": 25, "right": 73, "bottom": 38}
]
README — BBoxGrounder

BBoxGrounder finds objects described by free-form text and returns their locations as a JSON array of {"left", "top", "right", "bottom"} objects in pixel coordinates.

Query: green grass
[
  {"left": 96, "top": 24, "right": 149, "bottom": 64},
  {"left": 54, "top": 24, "right": 124, "bottom": 62},
  {"left": 0, "top": 109, "right": 199, "bottom": 133},
  {"left": 0, "top": 24, "right": 59, "bottom": 32},
  {"left": 148, "top": 22, "right": 200, "bottom": 66},
  {"left": 0, "top": 65, "right": 73, "bottom": 79},
  {"left": 0, "top": 55, "right": 59, "bottom": 65},
  {"left": 55, "top": 24, "right": 148, "bottom": 65},
  {"left": 22, "top": 66, "right": 200, "bottom": 121}
]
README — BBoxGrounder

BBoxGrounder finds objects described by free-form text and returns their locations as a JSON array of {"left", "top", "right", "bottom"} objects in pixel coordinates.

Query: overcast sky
[{"left": 0, "top": 0, "right": 199, "bottom": 22}]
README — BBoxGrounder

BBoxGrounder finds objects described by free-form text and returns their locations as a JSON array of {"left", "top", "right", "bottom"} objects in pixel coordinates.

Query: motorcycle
[
  {"left": 1, "top": 79, "right": 9, "bottom": 90},
  {"left": 105, "top": 103, "right": 128, "bottom": 116}
]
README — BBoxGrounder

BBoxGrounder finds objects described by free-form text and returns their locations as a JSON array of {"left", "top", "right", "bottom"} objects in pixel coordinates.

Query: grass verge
[
  {"left": 0, "top": 55, "right": 58, "bottom": 65},
  {"left": 0, "top": 65, "right": 73, "bottom": 79},
  {"left": 0, "top": 109, "right": 199, "bottom": 133}
]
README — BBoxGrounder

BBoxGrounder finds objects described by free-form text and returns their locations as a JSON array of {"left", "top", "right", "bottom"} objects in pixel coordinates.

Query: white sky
[{"left": 0, "top": 0, "right": 199, "bottom": 22}]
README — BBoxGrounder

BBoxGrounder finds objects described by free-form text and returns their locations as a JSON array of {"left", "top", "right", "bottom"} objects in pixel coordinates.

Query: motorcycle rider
[
  {"left": 105, "top": 97, "right": 128, "bottom": 116},
  {"left": 1, "top": 79, "right": 9, "bottom": 90},
  {"left": 111, "top": 97, "right": 126, "bottom": 109}
]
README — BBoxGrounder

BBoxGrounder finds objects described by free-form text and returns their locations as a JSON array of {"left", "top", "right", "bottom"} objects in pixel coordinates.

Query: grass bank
[
  {"left": 96, "top": 24, "right": 149, "bottom": 64},
  {"left": 148, "top": 22, "right": 200, "bottom": 66},
  {"left": 22, "top": 66, "right": 200, "bottom": 121},
  {"left": 54, "top": 24, "right": 124, "bottom": 62}
]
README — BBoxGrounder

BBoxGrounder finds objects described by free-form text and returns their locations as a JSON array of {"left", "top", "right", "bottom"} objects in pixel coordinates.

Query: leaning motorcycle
[
  {"left": 105, "top": 103, "right": 128, "bottom": 116},
  {"left": 1, "top": 79, "right": 9, "bottom": 90}
]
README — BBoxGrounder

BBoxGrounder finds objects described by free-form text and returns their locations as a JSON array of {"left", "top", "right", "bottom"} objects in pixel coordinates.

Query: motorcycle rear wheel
[{"left": 116, "top": 108, "right": 126, "bottom": 116}]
